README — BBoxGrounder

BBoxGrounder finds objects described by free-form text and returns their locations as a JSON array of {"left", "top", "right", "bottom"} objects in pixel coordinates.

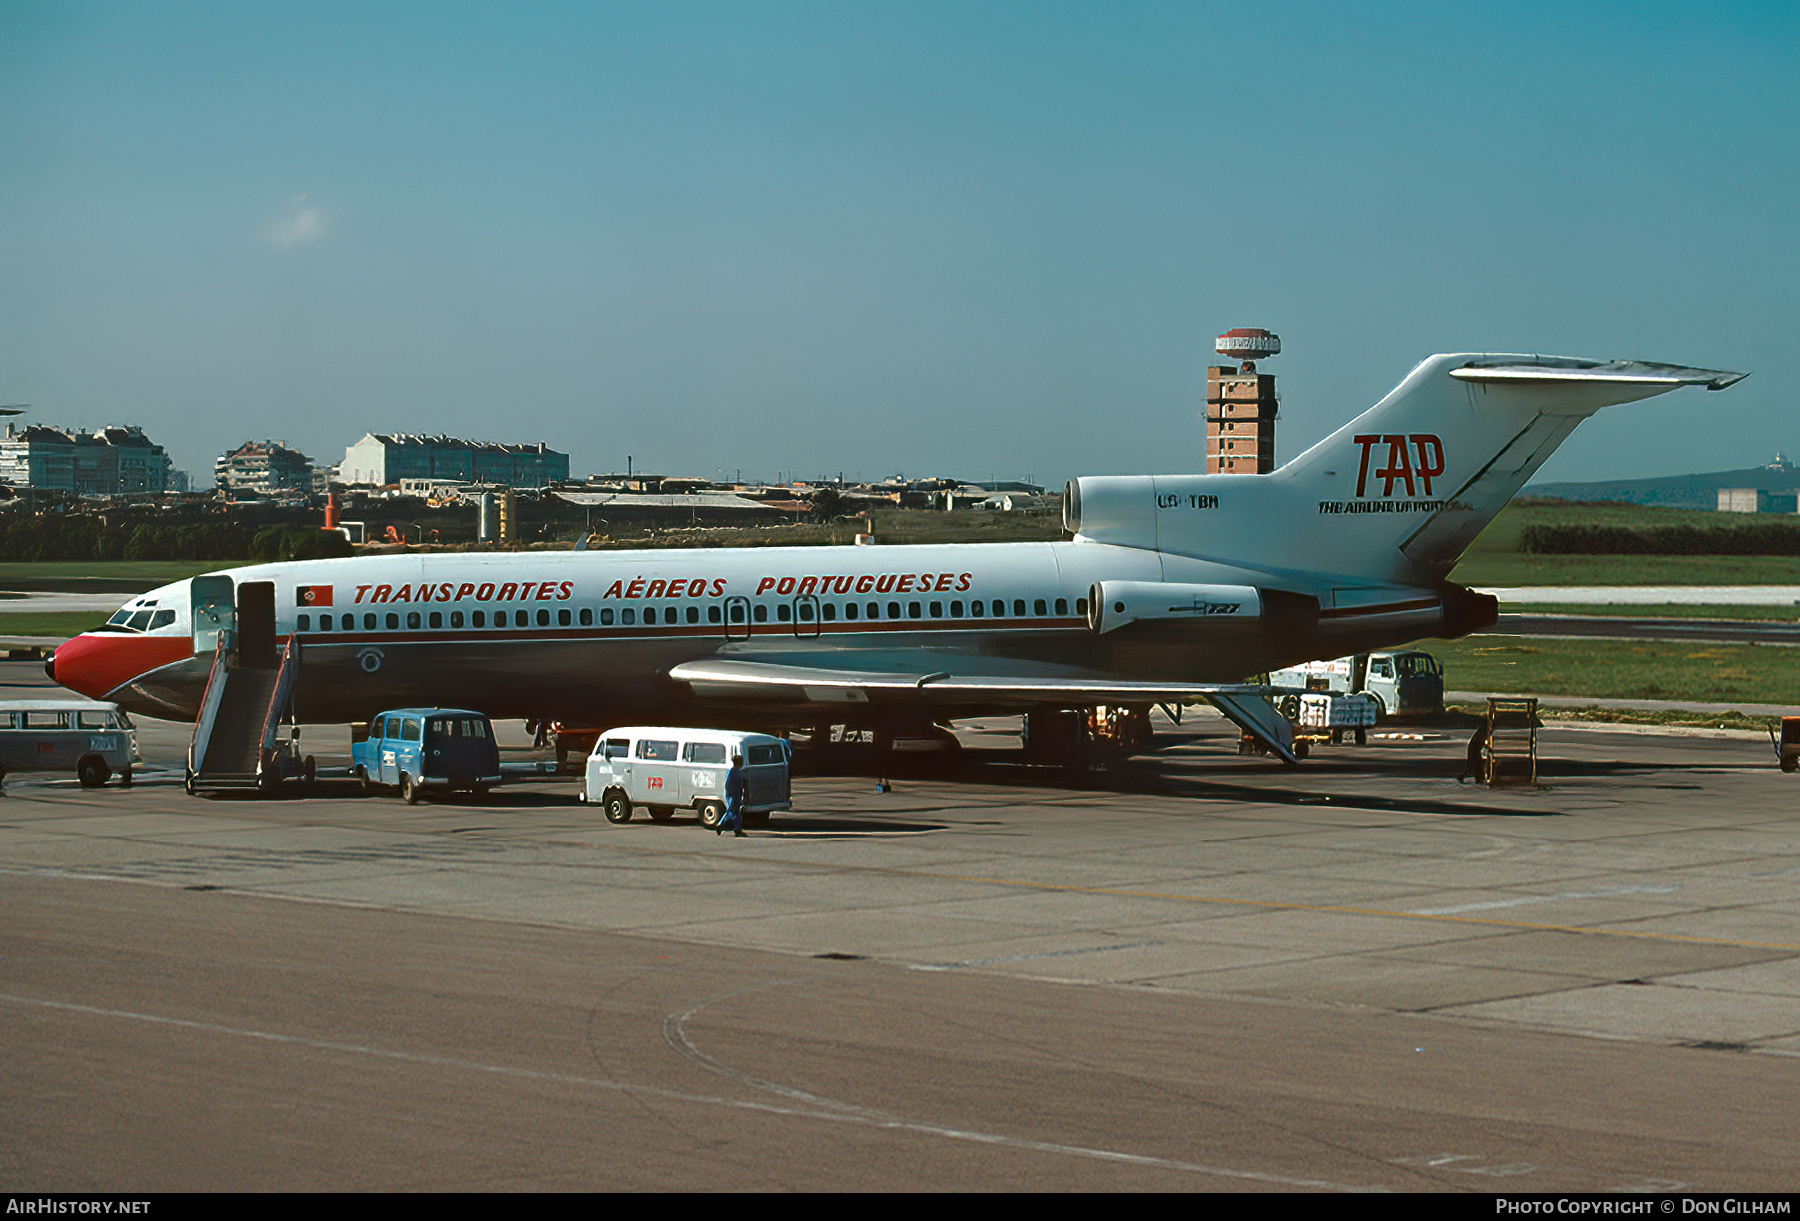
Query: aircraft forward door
[
  {"left": 190, "top": 576, "right": 236, "bottom": 657},
  {"left": 237, "top": 581, "right": 278, "bottom": 669}
]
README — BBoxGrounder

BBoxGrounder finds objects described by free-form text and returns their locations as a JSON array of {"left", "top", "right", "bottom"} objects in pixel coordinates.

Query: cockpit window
[
  {"left": 127, "top": 610, "right": 155, "bottom": 630},
  {"left": 149, "top": 610, "right": 176, "bottom": 630},
  {"left": 107, "top": 609, "right": 133, "bottom": 627}
]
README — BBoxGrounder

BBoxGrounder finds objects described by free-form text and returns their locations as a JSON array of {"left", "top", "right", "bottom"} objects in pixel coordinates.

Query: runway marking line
[
  {"left": 13, "top": 842, "right": 1800, "bottom": 957},
  {"left": 913, "top": 870, "right": 1800, "bottom": 954},
  {"left": 652, "top": 978, "right": 1380, "bottom": 1190},
  {"left": 0, "top": 989, "right": 1381, "bottom": 1192}
]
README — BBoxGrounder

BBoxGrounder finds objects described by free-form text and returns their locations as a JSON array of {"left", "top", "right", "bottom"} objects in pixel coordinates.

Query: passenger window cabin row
[{"left": 292, "top": 596, "right": 1083, "bottom": 634}]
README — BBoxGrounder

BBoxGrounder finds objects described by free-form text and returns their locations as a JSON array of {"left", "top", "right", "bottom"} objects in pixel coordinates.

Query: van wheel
[
  {"left": 1369, "top": 694, "right": 1387, "bottom": 720},
  {"left": 120, "top": 766, "right": 133, "bottom": 788},
  {"left": 355, "top": 766, "right": 373, "bottom": 794},
  {"left": 603, "top": 790, "right": 632, "bottom": 824},
  {"left": 401, "top": 773, "right": 420, "bottom": 805},
  {"left": 697, "top": 800, "right": 725, "bottom": 829},
  {"left": 77, "top": 756, "right": 111, "bottom": 789},
  {"left": 648, "top": 805, "right": 674, "bottom": 822}
]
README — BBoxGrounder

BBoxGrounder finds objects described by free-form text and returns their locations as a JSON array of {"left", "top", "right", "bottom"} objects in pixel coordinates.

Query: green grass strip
[
  {"left": 0, "top": 612, "right": 112, "bottom": 640},
  {"left": 1422, "top": 637, "right": 1800, "bottom": 706}
]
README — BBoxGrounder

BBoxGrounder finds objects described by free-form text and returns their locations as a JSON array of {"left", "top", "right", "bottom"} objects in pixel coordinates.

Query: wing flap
[
  {"left": 669, "top": 657, "right": 1262, "bottom": 701},
  {"left": 666, "top": 658, "right": 1299, "bottom": 763}
]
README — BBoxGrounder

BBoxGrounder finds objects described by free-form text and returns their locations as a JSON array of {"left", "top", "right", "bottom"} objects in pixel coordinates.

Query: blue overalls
[{"left": 723, "top": 762, "right": 746, "bottom": 834}]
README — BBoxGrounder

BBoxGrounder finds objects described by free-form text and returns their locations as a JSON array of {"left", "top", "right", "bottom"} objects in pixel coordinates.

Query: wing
[{"left": 666, "top": 657, "right": 1298, "bottom": 763}]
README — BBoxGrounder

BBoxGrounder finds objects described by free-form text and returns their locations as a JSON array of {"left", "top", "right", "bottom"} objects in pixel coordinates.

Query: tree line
[{"left": 0, "top": 518, "right": 352, "bottom": 562}]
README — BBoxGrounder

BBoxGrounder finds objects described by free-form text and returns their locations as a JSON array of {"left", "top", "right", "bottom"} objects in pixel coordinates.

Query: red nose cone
[{"left": 48, "top": 632, "right": 192, "bottom": 701}]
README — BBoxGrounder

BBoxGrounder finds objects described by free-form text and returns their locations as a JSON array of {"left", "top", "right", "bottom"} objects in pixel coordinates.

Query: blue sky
[{"left": 2, "top": 1, "right": 1795, "bottom": 487}]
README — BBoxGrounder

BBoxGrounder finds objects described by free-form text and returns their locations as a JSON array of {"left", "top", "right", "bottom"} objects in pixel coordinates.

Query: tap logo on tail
[{"left": 1352, "top": 434, "right": 1445, "bottom": 497}]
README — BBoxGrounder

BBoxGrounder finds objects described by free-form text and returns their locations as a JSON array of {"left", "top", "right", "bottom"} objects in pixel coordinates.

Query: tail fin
[
  {"left": 1272, "top": 354, "right": 1745, "bottom": 582},
  {"left": 1065, "top": 353, "right": 1744, "bottom": 583}
]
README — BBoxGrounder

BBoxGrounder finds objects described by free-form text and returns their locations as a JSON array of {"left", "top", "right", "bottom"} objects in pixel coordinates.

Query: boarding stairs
[{"left": 186, "top": 633, "right": 311, "bottom": 795}]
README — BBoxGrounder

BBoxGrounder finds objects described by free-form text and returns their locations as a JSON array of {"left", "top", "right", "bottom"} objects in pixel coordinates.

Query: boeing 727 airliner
[{"left": 46, "top": 353, "right": 1745, "bottom": 762}]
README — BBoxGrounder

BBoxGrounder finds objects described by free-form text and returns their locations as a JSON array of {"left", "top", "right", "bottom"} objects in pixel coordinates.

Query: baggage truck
[{"left": 1270, "top": 650, "right": 1445, "bottom": 719}]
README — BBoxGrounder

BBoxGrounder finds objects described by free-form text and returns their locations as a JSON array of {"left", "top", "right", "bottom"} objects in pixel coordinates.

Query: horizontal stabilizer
[{"left": 1448, "top": 359, "right": 1746, "bottom": 391}]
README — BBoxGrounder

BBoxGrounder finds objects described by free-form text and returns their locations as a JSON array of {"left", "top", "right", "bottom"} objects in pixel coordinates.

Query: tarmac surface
[{"left": 4, "top": 660, "right": 1800, "bottom": 1191}]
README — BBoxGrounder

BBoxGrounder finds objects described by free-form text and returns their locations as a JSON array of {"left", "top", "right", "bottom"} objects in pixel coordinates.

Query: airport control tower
[{"left": 1205, "top": 327, "right": 1279, "bottom": 474}]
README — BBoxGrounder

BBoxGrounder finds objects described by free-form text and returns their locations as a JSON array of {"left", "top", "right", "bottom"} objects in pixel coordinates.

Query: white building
[{"left": 335, "top": 434, "right": 570, "bottom": 489}]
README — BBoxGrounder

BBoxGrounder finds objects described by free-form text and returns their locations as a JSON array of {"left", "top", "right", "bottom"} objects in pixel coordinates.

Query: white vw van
[
  {"left": 581, "top": 727, "right": 791, "bottom": 829},
  {"left": 0, "top": 699, "right": 141, "bottom": 788}
]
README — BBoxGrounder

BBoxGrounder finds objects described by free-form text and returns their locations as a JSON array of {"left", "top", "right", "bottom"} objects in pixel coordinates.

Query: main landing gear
[{"left": 1023, "top": 705, "right": 1152, "bottom": 772}]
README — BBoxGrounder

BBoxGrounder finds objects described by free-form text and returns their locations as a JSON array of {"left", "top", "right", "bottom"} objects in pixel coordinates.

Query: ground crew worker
[
  {"left": 1458, "top": 721, "right": 1491, "bottom": 784},
  {"left": 717, "top": 753, "right": 747, "bottom": 837}
]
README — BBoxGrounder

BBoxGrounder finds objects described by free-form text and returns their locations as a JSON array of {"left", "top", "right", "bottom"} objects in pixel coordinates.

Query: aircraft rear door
[
  {"left": 190, "top": 576, "right": 236, "bottom": 657},
  {"left": 724, "top": 596, "right": 750, "bottom": 641},
  {"left": 793, "top": 594, "right": 820, "bottom": 639}
]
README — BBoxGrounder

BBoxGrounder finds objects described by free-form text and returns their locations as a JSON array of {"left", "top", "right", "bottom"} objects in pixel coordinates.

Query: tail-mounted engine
[
  {"left": 1087, "top": 581, "right": 1319, "bottom": 635},
  {"left": 1437, "top": 583, "right": 1499, "bottom": 639}
]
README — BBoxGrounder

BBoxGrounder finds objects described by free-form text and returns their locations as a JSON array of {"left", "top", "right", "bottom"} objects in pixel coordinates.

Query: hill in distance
[{"left": 1526, "top": 455, "right": 1800, "bottom": 511}]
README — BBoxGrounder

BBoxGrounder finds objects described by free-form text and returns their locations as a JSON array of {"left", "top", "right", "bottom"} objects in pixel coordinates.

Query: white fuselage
[
  {"left": 54, "top": 538, "right": 1447, "bottom": 727},
  {"left": 52, "top": 351, "right": 1741, "bottom": 734}
]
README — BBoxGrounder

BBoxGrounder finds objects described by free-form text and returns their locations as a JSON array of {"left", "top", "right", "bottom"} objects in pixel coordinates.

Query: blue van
[{"left": 351, "top": 708, "right": 502, "bottom": 803}]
